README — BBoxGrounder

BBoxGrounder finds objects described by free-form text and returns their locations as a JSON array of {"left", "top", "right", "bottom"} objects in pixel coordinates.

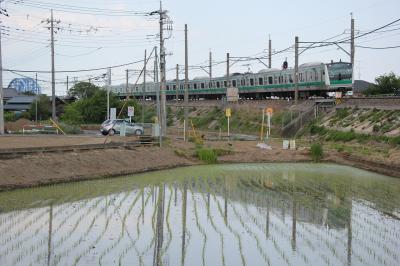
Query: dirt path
[{"left": 0, "top": 135, "right": 139, "bottom": 149}]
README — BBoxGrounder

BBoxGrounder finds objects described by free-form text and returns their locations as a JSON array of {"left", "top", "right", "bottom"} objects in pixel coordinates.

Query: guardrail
[{"left": 22, "top": 124, "right": 59, "bottom": 135}]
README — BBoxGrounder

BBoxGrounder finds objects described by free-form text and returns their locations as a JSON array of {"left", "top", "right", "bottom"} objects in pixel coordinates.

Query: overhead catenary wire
[
  {"left": 299, "top": 18, "right": 400, "bottom": 52},
  {"left": 4, "top": 57, "right": 152, "bottom": 73},
  {"left": 356, "top": 44, "right": 400, "bottom": 50},
  {"left": 8, "top": 0, "right": 151, "bottom": 17}
]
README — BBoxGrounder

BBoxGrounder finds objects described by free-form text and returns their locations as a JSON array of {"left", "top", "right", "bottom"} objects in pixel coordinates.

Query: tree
[
  {"left": 28, "top": 95, "right": 51, "bottom": 121},
  {"left": 61, "top": 104, "right": 83, "bottom": 125},
  {"left": 364, "top": 72, "right": 400, "bottom": 96},
  {"left": 62, "top": 90, "right": 119, "bottom": 124},
  {"left": 118, "top": 99, "right": 139, "bottom": 120},
  {"left": 68, "top": 82, "right": 100, "bottom": 99}
]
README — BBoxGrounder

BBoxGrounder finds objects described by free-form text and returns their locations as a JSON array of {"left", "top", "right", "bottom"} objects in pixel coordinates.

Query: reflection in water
[
  {"left": 0, "top": 163, "right": 399, "bottom": 266},
  {"left": 181, "top": 181, "right": 188, "bottom": 266}
]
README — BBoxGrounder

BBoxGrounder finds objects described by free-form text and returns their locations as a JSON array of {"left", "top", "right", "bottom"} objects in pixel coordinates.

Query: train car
[{"left": 118, "top": 60, "right": 352, "bottom": 100}]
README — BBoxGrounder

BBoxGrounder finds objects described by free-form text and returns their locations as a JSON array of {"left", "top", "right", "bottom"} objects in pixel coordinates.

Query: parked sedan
[{"left": 100, "top": 119, "right": 144, "bottom": 136}]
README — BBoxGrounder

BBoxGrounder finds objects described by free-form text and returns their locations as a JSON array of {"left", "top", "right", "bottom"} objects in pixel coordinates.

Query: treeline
[{"left": 364, "top": 72, "right": 400, "bottom": 96}]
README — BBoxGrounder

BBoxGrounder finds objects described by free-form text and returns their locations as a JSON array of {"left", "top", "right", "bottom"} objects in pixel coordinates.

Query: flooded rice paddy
[{"left": 0, "top": 163, "right": 399, "bottom": 266}]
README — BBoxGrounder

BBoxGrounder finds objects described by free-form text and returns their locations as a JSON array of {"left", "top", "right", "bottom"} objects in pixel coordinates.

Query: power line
[
  {"left": 299, "top": 18, "right": 400, "bottom": 51},
  {"left": 356, "top": 44, "right": 400, "bottom": 50},
  {"left": 4, "top": 58, "right": 148, "bottom": 73},
  {"left": 8, "top": 0, "right": 151, "bottom": 17}
]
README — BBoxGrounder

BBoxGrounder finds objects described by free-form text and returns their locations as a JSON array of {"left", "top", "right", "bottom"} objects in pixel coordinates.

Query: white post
[
  {"left": 183, "top": 120, "right": 186, "bottom": 142},
  {"left": 107, "top": 67, "right": 111, "bottom": 120},
  {"left": 261, "top": 110, "right": 265, "bottom": 141},
  {"left": 228, "top": 116, "right": 230, "bottom": 140}
]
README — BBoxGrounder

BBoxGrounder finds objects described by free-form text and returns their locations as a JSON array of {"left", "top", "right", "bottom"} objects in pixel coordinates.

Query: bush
[
  {"left": 310, "top": 124, "right": 328, "bottom": 135},
  {"left": 4, "top": 112, "right": 17, "bottom": 122},
  {"left": 20, "top": 111, "right": 31, "bottom": 120},
  {"left": 372, "top": 124, "right": 380, "bottom": 133},
  {"left": 196, "top": 148, "right": 217, "bottom": 164},
  {"left": 390, "top": 136, "right": 400, "bottom": 146},
  {"left": 58, "top": 122, "right": 82, "bottom": 134},
  {"left": 310, "top": 143, "right": 323, "bottom": 163}
]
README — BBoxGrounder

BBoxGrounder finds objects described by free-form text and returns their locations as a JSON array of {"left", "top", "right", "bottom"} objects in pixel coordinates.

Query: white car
[{"left": 100, "top": 119, "right": 144, "bottom": 136}]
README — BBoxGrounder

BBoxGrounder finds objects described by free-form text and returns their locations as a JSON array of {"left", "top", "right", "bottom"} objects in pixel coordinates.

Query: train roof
[
  {"left": 193, "top": 76, "right": 209, "bottom": 80},
  {"left": 258, "top": 68, "right": 281, "bottom": 73},
  {"left": 299, "top": 62, "right": 324, "bottom": 68}
]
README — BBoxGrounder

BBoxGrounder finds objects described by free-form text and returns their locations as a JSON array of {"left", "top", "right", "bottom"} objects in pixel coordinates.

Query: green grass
[
  {"left": 196, "top": 148, "right": 218, "bottom": 164},
  {"left": 310, "top": 143, "right": 323, "bottom": 163}
]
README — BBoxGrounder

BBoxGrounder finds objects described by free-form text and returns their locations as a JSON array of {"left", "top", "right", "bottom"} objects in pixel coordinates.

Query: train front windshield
[{"left": 327, "top": 62, "right": 352, "bottom": 81}]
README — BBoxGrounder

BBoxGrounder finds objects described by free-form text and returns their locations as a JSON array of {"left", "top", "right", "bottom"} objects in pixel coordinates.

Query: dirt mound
[{"left": 5, "top": 119, "right": 36, "bottom": 133}]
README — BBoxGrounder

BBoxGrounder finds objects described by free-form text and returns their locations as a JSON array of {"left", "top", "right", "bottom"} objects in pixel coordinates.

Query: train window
[
  {"left": 224, "top": 81, "right": 227, "bottom": 87},
  {"left": 216, "top": 81, "right": 220, "bottom": 88},
  {"left": 232, "top": 80, "right": 237, "bottom": 87},
  {"left": 268, "top": 77, "right": 273, "bottom": 84},
  {"left": 250, "top": 79, "right": 254, "bottom": 86},
  {"left": 274, "top": 76, "right": 278, "bottom": 84},
  {"left": 289, "top": 74, "right": 293, "bottom": 83},
  {"left": 173, "top": 85, "right": 176, "bottom": 90},
  {"left": 194, "top": 83, "right": 197, "bottom": 89},
  {"left": 259, "top": 77, "right": 263, "bottom": 85},
  {"left": 166, "top": 85, "right": 170, "bottom": 90},
  {"left": 209, "top": 82, "right": 212, "bottom": 88},
  {"left": 241, "top": 80, "right": 245, "bottom": 86},
  {"left": 180, "top": 84, "right": 184, "bottom": 90},
  {"left": 201, "top": 83, "right": 205, "bottom": 89}
]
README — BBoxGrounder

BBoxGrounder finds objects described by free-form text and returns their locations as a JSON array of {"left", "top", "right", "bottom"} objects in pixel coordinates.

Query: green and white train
[{"left": 114, "top": 60, "right": 353, "bottom": 100}]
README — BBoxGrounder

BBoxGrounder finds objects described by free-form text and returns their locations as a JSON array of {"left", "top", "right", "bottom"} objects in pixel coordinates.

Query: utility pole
[
  {"left": 0, "top": 6, "right": 9, "bottom": 134},
  {"left": 35, "top": 73, "right": 38, "bottom": 122},
  {"left": 184, "top": 24, "right": 189, "bottom": 141},
  {"left": 154, "top": 47, "right": 162, "bottom": 146},
  {"left": 0, "top": 14, "right": 4, "bottom": 134},
  {"left": 66, "top": 75, "right": 69, "bottom": 95},
  {"left": 268, "top": 36, "right": 272, "bottom": 69},
  {"left": 175, "top": 64, "right": 179, "bottom": 104},
  {"left": 294, "top": 36, "right": 299, "bottom": 103},
  {"left": 226, "top": 53, "right": 230, "bottom": 87},
  {"left": 50, "top": 9, "right": 56, "bottom": 121},
  {"left": 142, "top": 49, "right": 147, "bottom": 124},
  {"left": 351, "top": 13, "right": 355, "bottom": 83},
  {"left": 125, "top": 69, "right": 129, "bottom": 96},
  {"left": 107, "top": 67, "right": 111, "bottom": 119},
  {"left": 209, "top": 50, "right": 212, "bottom": 83},
  {"left": 159, "top": 2, "right": 167, "bottom": 136}
]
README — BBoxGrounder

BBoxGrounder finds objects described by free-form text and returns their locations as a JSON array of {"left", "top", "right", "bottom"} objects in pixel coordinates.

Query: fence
[{"left": 22, "top": 124, "right": 59, "bottom": 135}]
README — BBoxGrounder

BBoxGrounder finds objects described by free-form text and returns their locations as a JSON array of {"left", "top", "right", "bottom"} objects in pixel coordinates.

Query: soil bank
[{"left": 0, "top": 139, "right": 399, "bottom": 191}]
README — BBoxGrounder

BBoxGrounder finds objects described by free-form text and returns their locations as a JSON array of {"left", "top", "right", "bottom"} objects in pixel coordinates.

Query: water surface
[{"left": 0, "top": 163, "right": 399, "bottom": 266}]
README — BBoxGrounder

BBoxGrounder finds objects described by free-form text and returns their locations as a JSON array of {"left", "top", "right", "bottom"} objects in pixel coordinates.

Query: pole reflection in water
[
  {"left": 291, "top": 178, "right": 297, "bottom": 252},
  {"left": 142, "top": 186, "right": 145, "bottom": 224},
  {"left": 153, "top": 185, "right": 165, "bottom": 266},
  {"left": 181, "top": 181, "right": 188, "bottom": 266},
  {"left": 47, "top": 203, "right": 53, "bottom": 266}
]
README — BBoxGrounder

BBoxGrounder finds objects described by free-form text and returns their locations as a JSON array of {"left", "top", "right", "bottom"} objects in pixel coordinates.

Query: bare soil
[{"left": 0, "top": 136, "right": 399, "bottom": 191}]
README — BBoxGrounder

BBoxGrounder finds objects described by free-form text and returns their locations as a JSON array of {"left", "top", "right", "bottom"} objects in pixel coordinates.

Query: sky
[{"left": 1, "top": 0, "right": 400, "bottom": 96}]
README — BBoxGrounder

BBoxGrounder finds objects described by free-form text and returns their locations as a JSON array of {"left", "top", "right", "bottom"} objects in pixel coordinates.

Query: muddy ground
[{"left": 0, "top": 135, "right": 399, "bottom": 191}]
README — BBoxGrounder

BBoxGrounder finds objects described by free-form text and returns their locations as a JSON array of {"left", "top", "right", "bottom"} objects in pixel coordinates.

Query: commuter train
[{"left": 113, "top": 60, "right": 353, "bottom": 100}]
